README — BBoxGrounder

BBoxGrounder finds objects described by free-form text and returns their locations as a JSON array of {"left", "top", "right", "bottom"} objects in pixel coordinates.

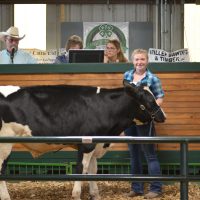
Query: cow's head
[{"left": 123, "top": 80, "right": 166, "bottom": 123}]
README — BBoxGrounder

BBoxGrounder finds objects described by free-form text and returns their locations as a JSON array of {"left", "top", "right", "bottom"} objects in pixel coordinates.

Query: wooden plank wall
[
  {"left": 0, "top": 72, "right": 199, "bottom": 151},
  {"left": 157, "top": 73, "right": 200, "bottom": 151}
]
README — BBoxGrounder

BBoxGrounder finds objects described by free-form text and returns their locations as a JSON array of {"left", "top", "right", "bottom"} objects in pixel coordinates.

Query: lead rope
[
  {"left": 148, "top": 119, "right": 159, "bottom": 150},
  {"left": 148, "top": 120, "right": 154, "bottom": 136}
]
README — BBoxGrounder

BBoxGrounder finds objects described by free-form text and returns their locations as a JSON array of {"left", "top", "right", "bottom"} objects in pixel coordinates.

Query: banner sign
[
  {"left": 83, "top": 22, "right": 129, "bottom": 58},
  {"left": 148, "top": 48, "right": 190, "bottom": 62},
  {"left": 23, "top": 49, "right": 57, "bottom": 64}
]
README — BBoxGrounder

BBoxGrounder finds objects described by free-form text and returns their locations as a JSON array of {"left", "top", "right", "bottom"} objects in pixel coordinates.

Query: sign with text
[
  {"left": 148, "top": 48, "right": 190, "bottom": 62},
  {"left": 23, "top": 49, "right": 57, "bottom": 64}
]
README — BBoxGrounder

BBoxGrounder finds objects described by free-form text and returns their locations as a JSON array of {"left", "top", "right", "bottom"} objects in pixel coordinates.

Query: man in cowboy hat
[{"left": 0, "top": 26, "right": 37, "bottom": 64}]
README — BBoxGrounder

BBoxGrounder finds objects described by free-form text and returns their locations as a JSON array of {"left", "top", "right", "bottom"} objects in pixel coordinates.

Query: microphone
[{"left": 10, "top": 47, "right": 16, "bottom": 64}]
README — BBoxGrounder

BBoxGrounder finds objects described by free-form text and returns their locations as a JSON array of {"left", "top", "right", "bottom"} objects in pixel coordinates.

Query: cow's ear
[
  {"left": 123, "top": 80, "right": 138, "bottom": 96},
  {"left": 140, "top": 83, "right": 147, "bottom": 87},
  {"left": 123, "top": 79, "right": 136, "bottom": 88}
]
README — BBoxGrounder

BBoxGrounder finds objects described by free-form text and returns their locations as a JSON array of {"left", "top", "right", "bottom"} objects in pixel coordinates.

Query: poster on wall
[
  {"left": 148, "top": 48, "right": 190, "bottom": 62},
  {"left": 23, "top": 49, "right": 57, "bottom": 64},
  {"left": 83, "top": 22, "right": 129, "bottom": 59}
]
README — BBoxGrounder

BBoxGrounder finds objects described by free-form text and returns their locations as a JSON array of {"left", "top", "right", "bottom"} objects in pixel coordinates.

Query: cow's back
[{"left": 2, "top": 85, "right": 133, "bottom": 137}]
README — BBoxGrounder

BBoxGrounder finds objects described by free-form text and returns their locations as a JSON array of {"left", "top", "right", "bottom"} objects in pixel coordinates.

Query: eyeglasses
[
  {"left": 6, "top": 38, "right": 19, "bottom": 43},
  {"left": 106, "top": 47, "right": 117, "bottom": 51}
]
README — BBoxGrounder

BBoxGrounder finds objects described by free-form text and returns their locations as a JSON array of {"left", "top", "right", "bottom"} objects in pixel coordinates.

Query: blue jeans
[{"left": 124, "top": 123, "right": 162, "bottom": 194}]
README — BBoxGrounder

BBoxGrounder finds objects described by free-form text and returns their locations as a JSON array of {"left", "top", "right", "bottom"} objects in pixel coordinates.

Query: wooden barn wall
[
  {"left": 156, "top": 72, "right": 200, "bottom": 151},
  {"left": 0, "top": 71, "right": 199, "bottom": 152}
]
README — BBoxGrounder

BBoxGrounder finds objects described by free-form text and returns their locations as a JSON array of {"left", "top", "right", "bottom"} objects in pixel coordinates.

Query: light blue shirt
[{"left": 0, "top": 49, "right": 37, "bottom": 64}]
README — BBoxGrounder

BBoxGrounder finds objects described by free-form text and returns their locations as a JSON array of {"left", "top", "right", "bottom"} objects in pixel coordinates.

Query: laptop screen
[{"left": 69, "top": 49, "right": 104, "bottom": 63}]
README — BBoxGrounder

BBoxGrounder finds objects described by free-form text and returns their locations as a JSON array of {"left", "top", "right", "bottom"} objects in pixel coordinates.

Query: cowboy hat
[{"left": 0, "top": 26, "right": 25, "bottom": 41}]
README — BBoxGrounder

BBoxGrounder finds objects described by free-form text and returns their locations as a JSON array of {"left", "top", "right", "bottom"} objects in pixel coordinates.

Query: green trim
[
  {"left": 148, "top": 62, "right": 200, "bottom": 73},
  {"left": 7, "top": 162, "right": 69, "bottom": 175},
  {"left": 8, "top": 162, "right": 68, "bottom": 166},
  {"left": 6, "top": 151, "right": 200, "bottom": 176},
  {"left": 0, "top": 63, "right": 131, "bottom": 74},
  {"left": 0, "top": 62, "right": 200, "bottom": 74},
  {"left": 8, "top": 150, "right": 200, "bottom": 163}
]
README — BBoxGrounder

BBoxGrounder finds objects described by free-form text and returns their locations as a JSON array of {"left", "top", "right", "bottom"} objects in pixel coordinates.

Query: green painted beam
[
  {"left": 0, "top": 62, "right": 200, "bottom": 74},
  {"left": 8, "top": 150, "right": 200, "bottom": 164}
]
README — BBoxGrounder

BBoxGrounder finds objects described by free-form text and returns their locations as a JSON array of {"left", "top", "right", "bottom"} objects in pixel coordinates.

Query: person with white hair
[{"left": 0, "top": 26, "right": 37, "bottom": 64}]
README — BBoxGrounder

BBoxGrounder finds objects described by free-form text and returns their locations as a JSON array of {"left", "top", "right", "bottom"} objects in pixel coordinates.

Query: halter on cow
[{"left": 0, "top": 80, "right": 166, "bottom": 200}]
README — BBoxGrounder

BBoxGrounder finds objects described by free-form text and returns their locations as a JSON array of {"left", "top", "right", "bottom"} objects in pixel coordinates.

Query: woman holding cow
[{"left": 124, "top": 49, "right": 164, "bottom": 199}]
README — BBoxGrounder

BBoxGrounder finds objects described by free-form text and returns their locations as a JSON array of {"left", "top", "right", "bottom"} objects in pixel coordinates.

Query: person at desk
[
  {"left": 54, "top": 35, "right": 83, "bottom": 64},
  {"left": 104, "top": 39, "right": 128, "bottom": 63},
  {"left": 0, "top": 26, "right": 37, "bottom": 64},
  {"left": 124, "top": 49, "right": 164, "bottom": 199}
]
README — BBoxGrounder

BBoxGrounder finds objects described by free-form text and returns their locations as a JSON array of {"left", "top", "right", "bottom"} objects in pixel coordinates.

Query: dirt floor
[{"left": 7, "top": 181, "right": 200, "bottom": 200}]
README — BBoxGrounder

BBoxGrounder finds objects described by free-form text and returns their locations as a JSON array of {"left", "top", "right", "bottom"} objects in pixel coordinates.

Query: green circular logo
[{"left": 85, "top": 23, "right": 128, "bottom": 53}]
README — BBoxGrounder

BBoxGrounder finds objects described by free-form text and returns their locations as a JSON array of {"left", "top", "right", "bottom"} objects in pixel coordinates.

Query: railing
[{"left": 1, "top": 136, "right": 200, "bottom": 200}]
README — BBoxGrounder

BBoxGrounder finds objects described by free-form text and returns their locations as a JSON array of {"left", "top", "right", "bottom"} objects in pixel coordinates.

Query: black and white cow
[{"left": 0, "top": 80, "right": 166, "bottom": 200}]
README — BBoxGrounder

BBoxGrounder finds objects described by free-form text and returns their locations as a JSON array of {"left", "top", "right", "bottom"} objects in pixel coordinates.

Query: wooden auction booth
[{"left": 0, "top": 62, "right": 200, "bottom": 175}]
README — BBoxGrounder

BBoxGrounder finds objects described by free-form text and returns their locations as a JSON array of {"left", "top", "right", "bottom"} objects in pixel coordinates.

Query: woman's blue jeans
[{"left": 124, "top": 123, "right": 162, "bottom": 194}]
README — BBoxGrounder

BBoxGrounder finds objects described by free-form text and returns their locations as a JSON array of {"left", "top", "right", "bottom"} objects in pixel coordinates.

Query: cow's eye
[{"left": 140, "top": 105, "right": 145, "bottom": 110}]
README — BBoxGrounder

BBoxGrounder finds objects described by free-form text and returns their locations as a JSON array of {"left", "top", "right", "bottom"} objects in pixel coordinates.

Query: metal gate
[{"left": 1, "top": 136, "right": 200, "bottom": 200}]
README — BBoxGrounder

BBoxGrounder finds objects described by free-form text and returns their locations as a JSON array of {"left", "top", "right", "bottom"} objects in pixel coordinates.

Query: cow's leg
[
  {"left": 0, "top": 158, "right": 10, "bottom": 200},
  {"left": 72, "top": 181, "right": 82, "bottom": 200},
  {"left": 72, "top": 148, "right": 84, "bottom": 200},
  {"left": 0, "top": 149, "right": 12, "bottom": 200},
  {"left": 0, "top": 121, "right": 31, "bottom": 200},
  {"left": 72, "top": 145, "right": 95, "bottom": 200},
  {"left": 88, "top": 155, "right": 100, "bottom": 200},
  {"left": 0, "top": 181, "right": 11, "bottom": 200},
  {"left": 87, "top": 143, "right": 111, "bottom": 200}
]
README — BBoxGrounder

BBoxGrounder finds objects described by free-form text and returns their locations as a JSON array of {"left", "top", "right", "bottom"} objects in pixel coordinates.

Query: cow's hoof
[
  {"left": 1, "top": 198, "right": 11, "bottom": 200},
  {"left": 71, "top": 196, "right": 81, "bottom": 200},
  {"left": 89, "top": 195, "right": 101, "bottom": 200},
  {"left": 0, "top": 194, "right": 11, "bottom": 200}
]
